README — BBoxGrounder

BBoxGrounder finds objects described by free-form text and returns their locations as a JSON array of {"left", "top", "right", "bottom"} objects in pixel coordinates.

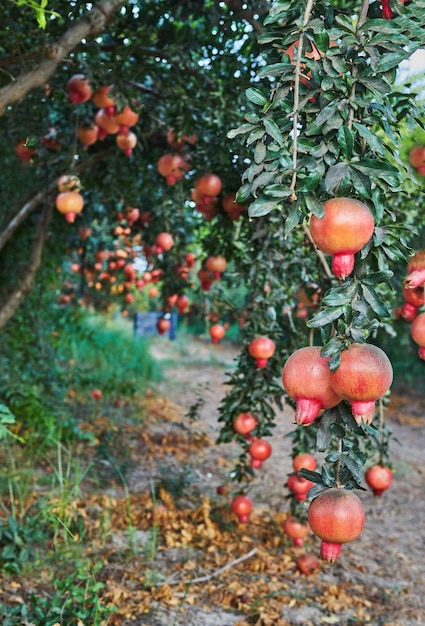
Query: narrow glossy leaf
[
  {"left": 361, "top": 284, "right": 391, "bottom": 317},
  {"left": 298, "top": 469, "right": 323, "bottom": 483},
  {"left": 321, "top": 464, "right": 336, "bottom": 487},
  {"left": 338, "top": 402, "right": 364, "bottom": 434},
  {"left": 297, "top": 172, "right": 322, "bottom": 192},
  {"left": 303, "top": 191, "right": 324, "bottom": 217},
  {"left": 245, "top": 87, "right": 268, "bottom": 106},
  {"left": 361, "top": 270, "right": 393, "bottom": 285},
  {"left": 352, "top": 159, "right": 398, "bottom": 178},
  {"left": 254, "top": 141, "right": 267, "bottom": 164},
  {"left": 348, "top": 166, "right": 372, "bottom": 198},
  {"left": 376, "top": 51, "right": 408, "bottom": 72},
  {"left": 264, "top": 119, "right": 284, "bottom": 146},
  {"left": 284, "top": 202, "right": 302, "bottom": 236},
  {"left": 227, "top": 123, "right": 257, "bottom": 139},
  {"left": 328, "top": 350, "right": 341, "bottom": 371},
  {"left": 307, "top": 483, "right": 328, "bottom": 500},
  {"left": 342, "top": 453, "right": 363, "bottom": 483},
  {"left": 257, "top": 62, "right": 294, "bottom": 78},
  {"left": 307, "top": 305, "right": 345, "bottom": 328},
  {"left": 352, "top": 122, "right": 384, "bottom": 154},
  {"left": 324, "top": 163, "right": 348, "bottom": 194},
  {"left": 248, "top": 198, "right": 278, "bottom": 218},
  {"left": 246, "top": 127, "right": 265, "bottom": 145},
  {"left": 320, "top": 336, "right": 343, "bottom": 358},
  {"left": 263, "top": 185, "right": 293, "bottom": 198},
  {"left": 316, "top": 409, "right": 335, "bottom": 452},
  {"left": 315, "top": 102, "right": 338, "bottom": 127},
  {"left": 331, "top": 422, "right": 346, "bottom": 439},
  {"left": 337, "top": 126, "right": 354, "bottom": 159}
]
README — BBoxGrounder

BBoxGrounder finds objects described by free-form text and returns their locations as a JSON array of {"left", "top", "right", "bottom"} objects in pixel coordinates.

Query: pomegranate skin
[
  {"left": 365, "top": 465, "right": 393, "bottom": 497},
  {"left": 231, "top": 495, "right": 253, "bottom": 523},
  {"left": 248, "top": 439, "right": 272, "bottom": 469},
  {"left": 411, "top": 312, "right": 425, "bottom": 359},
  {"left": 283, "top": 517, "right": 311, "bottom": 546},
  {"left": 248, "top": 337, "right": 275, "bottom": 368},
  {"left": 296, "top": 553, "right": 321, "bottom": 575},
  {"left": 282, "top": 346, "right": 342, "bottom": 426},
  {"left": 405, "top": 250, "right": 425, "bottom": 289},
  {"left": 329, "top": 343, "right": 393, "bottom": 425},
  {"left": 292, "top": 453, "right": 317, "bottom": 473},
  {"left": 287, "top": 473, "right": 314, "bottom": 501},
  {"left": 308, "top": 487, "right": 365, "bottom": 563},
  {"left": 309, "top": 198, "right": 375, "bottom": 279}
]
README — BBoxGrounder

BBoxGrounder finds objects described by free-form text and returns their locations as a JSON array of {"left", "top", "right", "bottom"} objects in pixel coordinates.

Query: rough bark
[
  {"left": 0, "top": 0, "right": 128, "bottom": 117},
  {"left": 0, "top": 200, "right": 53, "bottom": 329}
]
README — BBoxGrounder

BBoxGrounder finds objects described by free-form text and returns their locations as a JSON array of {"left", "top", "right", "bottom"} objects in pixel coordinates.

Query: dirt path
[{"left": 134, "top": 335, "right": 425, "bottom": 626}]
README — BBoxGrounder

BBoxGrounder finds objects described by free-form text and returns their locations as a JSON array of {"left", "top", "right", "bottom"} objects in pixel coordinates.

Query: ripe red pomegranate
[
  {"left": 283, "top": 517, "right": 311, "bottom": 546},
  {"left": 231, "top": 495, "right": 253, "bottom": 523},
  {"left": 95, "top": 108, "right": 120, "bottom": 139},
  {"left": 116, "top": 131, "right": 137, "bottom": 156},
  {"left": 287, "top": 473, "right": 314, "bottom": 501},
  {"left": 177, "top": 295, "right": 189, "bottom": 314},
  {"left": 167, "top": 129, "right": 196, "bottom": 151},
  {"left": 197, "top": 267, "right": 214, "bottom": 291},
  {"left": 55, "top": 191, "right": 84, "bottom": 223},
  {"left": 248, "top": 439, "right": 272, "bottom": 469},
  {"left": 409, "top": 145, "right": 425, "bottom": 169},
  {"left": 309, "top": 198, "right": 375, "bottom": 279},
  {"left": 195, "top": 174, "right": 222, "bottom": 202},
  {"left": 248, "top": 336, "right": 275, "bottom": 368},
  {"left": 114, "top": 105, "right": 139, "bottom": 135},
  {"left": 148, "top": 286, "right": 159, "bottom": 298},
  {"left": 405, "top": 250, "right": 425, "bottom": 289},
  {"left": 365, "top": 465, "right": 393, "bottom": 496},
  {"left": 296, "top": 553, "right": 321, "bottom": 575},
  {"left": 233, "top": 412, "right": 259, "bottom": 438},
  {"left": 185, "top": 252, "right": 196, "bottom": 268},
  {"left": 308, "top": 487, "right": 365, "bottom": 563},
  {"left": 124, "top": 292, "right": 134, "bottom": 304},
  {"left": 292, "top": 453, "right": 317, "bottom": 473},
  {"left": 15, "top": 139, "right": 36, "bottom": 163},
  {"left": 92, "top": 85, "right": 116, "bottom": 113},
  {"left": 282, "top": 346, "right": 342, "bottom": 426},
  {"left": 329, "top": 343, "right": 393, "bottom": 425},
  {"left": 401, "top": 284, "right": 424, "bottom": 322},
  {"left": 205, "top": 255, "right": 227, "bottom": 279},
  {"left": 77, "top": 124, "right": 99, "bottom": 149},
  {"left": 91, "top": 389, "right": 102, "bottom": 401},
  {"left": 157, "top": 318, "right": 171, "bottom": 335},
  {"left": 66, "top": 74, "right": 92, "bottom": 104},
  {"left": 157, "top": 154, "right": 190, "bottom": 185},
  {"left": 155, "top": 232, "right": 174, "bottom": 252},
  {"left": 222, "top": 192, "right": 246, "bottom": 220},
  {"left": 410, "top": 311, "right": 425, "bottom": 359},
  {"left": 210, "top": 324, "right": 225, "bottom": 344}
]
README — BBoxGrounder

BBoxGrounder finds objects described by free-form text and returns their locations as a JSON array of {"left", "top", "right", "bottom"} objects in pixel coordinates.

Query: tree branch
[
  {"left": 0, "top": 0, "right": 127, "bottom": 117},
  {"left": 0, "top": 200, "right": 53, "bottom": 328}
]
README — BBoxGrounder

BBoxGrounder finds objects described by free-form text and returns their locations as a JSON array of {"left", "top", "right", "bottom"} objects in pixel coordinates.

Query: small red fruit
[
  {"left": 231, "top": 495, "right": 253, "bottom": 523},
  {"left": 195, "top": 173, "right": 222, "bottom": 202},
  {"left": 55, "top": 191, "right": 84, "bottom": 223},
  {"left": 91, "top": 389, "right": 102, "bottom": 401},
  {"left": 292, "top": 453, "right": 317, "bottom": 473},
  {"left": 177, "top": 295, "right": 189, "bottom": 314},
  {"left": 409, "top": 146, "right": 425, "bottom": 169},
  {"left": 15, "top": 139, "right": 36, "bottom": 163},
  {"left": 296, "top": 553, "right": 321, "bottom": 575},
  {"left": 309, "top": 198, "right": 375, "bottom": 280},
  {"left": 157, "top": 318, "right": 171, "bottom": 335},
  {"left": 233, "top": 412, "right": 259, "bottom": 438},
  {"left": 329, "top": 343, "right": 393, "bottom": 425},
  {"left": 210, "top": 324, "right": 225, "bottom": 344},
  {"left": 205, "top": 255, "right": 227, "bottom": 279},
  {"left": 364, "top": 465, "right": 393, "bottom": 496},
  {"left": 155, "top": 232, "right": 174, "bottom": 252},
  {"left": 283, "top": 517, "right": 311, "bottom": 546},
  {"left": 66, "top": 74, "right": 92, "bottom": 104},
  {"left": 248, "top": 439, "right": 272, "bottom": 469},
  {"left": 248, "top": 336, "right": 275, "bottom": 368},
  {"left": 410, "top": 311, "right": 425, "bottom": 359},
  {"left": 308, "top": 487, "right": 365, "bottom": 563},
  {"left": 116, "top": 131, "right": 137, "bottom": 156},
  {"left": 282, "top": 346, "right": 342, "bottom": 426},
  {"left": 287, "top": 473, "right": 314, "bottom": 501}
]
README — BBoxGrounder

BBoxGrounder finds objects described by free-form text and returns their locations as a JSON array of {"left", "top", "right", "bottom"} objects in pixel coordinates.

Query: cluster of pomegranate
[
  {"left": 282, "top": 343, "right": 393, "bottom": 426},
  {"left": 398, "top": 250, "right": 425, "bottom": 359},
  {"left": 66, "top": 75, "right": 139, "bottom": 157}
]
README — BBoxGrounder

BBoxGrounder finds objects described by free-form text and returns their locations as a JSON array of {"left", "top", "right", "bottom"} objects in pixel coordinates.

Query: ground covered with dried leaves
[{"left": 1, "top": 337, "right": 424, "bottom": 626}]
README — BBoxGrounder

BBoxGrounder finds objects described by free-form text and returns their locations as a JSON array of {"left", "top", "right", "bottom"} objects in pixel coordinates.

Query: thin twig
[
  {"left": 155, "top": 548, "right": 258, "bottom": 586},
  {"left": 289, "top": 0, "right": 315, "bottom": 200},
  {"left": 302, "top": 223, "right": 333, "bottom": 279}
]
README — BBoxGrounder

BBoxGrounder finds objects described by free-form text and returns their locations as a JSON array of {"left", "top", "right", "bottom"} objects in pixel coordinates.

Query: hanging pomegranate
[
  {"left": 401, "top": 284, "right": 424, "bottom": 322},
  {"left": 248, "top": 336, "right": 275, "bottom": 368},
  {"left": 231, "top": 495, "right": 253, "bottom": 523},
  {"left": 233, "top": 412, "right": 259, "bottom": 438},
  {"left": 210, "top": 324, "right": 225, "bottom": 344},
  {"left": 248, "top": 439, "right": 272, "bottom": 469},
  {"left": 116, "top": 131, "right": 137, "bottom": 156},
  {"left": 177, "top": 295, "right": 189, "bottom": 314},
  {"left": 114, "top": 105, "right": 139, "bottom": 135},
  {"left": 282, "top": 346, "right": 342, "bottom": 426},
  {"left": 77, "top": 124, "right": 99, "bottom": 149},
  {"left": 92, "top": 85, "right": 116, "bottom": 113},
  {"left": 292, "top": 453, "right": 317, "bottom": 473},
  {"left": 309, "top": 197, "right": 375, "bottom": 279},
  {"left": 155, "top": 232, "right": 174, "bottom": 252},
  {"left": 57, "top": 174, "right": 81, "bottom": 192},
  {"left": 364, "top": 465, "right": 393, "bottom": 496},
  {"left": 157, "top": 318, "right": 171, "bottom": 335},
  {"left": 405, "top": 250, "right": 425, "bottom": 289},
  {"left": 283, "top": 517, "right": 311, "bottom": 546},
  {"left": 287, "top": 473, "right": 314, "bottom": 501},
  {"left": 194, "top": 173, "right": 222, "bottom": 203},
  {"left": 410, "top": 311, "right": 425, "bottom": 359},
  {"left": 329, "top": 343, "right": 393, "bottom": 426},
  {"left": 308, "top": 487, "right": 365, "bottom": 563},
  {"left": 66, "top": 74, "right": 92, "bottom": 104},
  {"left": 95, "top": 108, "right": 120, "bottom": 139},
  {"left": 55, "top": 191, "right": 84, "bottom": 223},
  {"left": 205, "top": 255, "right": 227, "bottom": 279},
  {"left": 157, "top": 154, "right": 190, "bottom": 185}
]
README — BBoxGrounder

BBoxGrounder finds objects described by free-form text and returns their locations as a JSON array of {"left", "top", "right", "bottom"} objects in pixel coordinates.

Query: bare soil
[{"left": 126, "top": 335, "right": 425, "bottom": 626}]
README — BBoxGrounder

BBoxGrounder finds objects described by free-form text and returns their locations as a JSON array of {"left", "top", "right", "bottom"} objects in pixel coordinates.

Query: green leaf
[
  {"left": 307, "top": 306, "right": 345, "bottom": 329},
  {"left": 245, "top": 88, "right": 268, "bottom": 106},
  {"left": 324, "top": 163, "right": 349, "bottom": 194},
  {"left": 353, "top": 122, "right": 384, "bottom": 154},
  {"left": 360, "top": 270, "right": 393, "bottom": 285},
  {"left": 314, "top": 102, "right": 338, "bottom": 128},
  {"left": 376, "top": 51, "right": 408, "bottom": 72},
  {"left": 227, "top": 123, "right": 257, "bottom": 139},
  {"left": 284, "top": 201, "right": 302, "bottom": 236},
  {"left": 352, "top": 159, "right": 399, "bottom": 178},
  {"left": 320, "top": 336, "right": 343, "bottom": 358},
  {"left": 263, "top": 185, "right": 293, "bottom": 199},
  {"left": 303, "top": 191, "right": 324, "bottom": 217},
  {"left": 264, "top": 119, "right": 284, "bottom": 146},
  {"left": 253, "top": 141, "right": 267, "bottom": 164},
  {"left": 298, "top": 469, "right": 323, "bottom": 483},
  {"left": 337, "top": 126, "right": 354, "bottom": 159},
  {"left": 361, "top": 284, "right": 391, "bottom": 317},
  {"left": 316, "top": 409, "right": 336, "bottom": 452},
  {"left": 248, "top": 198, "right": 278, "bottom": 218}
]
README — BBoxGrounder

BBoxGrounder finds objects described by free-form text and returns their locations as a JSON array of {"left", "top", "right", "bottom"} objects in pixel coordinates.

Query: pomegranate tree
[
  {"left": 282, "top": 346, "right": 341, "bottom": 426},
  {"left": 308, "top": 488, "right": 365, "bottom": 563},
  {"left": 309, "top": 198, "right": 375, "bottom": 279}
]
